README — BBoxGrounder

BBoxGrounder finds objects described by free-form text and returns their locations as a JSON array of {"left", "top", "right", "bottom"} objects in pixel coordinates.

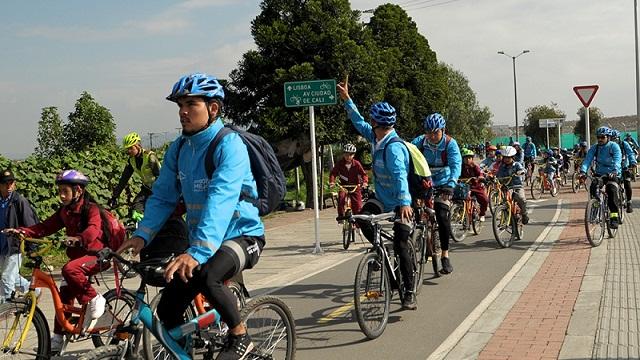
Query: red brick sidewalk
[{"left": 478, "top": 191, "right": 591, "bottom": 360}]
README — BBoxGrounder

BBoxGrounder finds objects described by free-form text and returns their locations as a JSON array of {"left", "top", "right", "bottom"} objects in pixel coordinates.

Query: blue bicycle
[{"left": 77, "top": 249, "right": 296, "bottom": 360}]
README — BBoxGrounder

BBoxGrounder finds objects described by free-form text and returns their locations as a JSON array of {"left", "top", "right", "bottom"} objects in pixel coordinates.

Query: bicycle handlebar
[
  {"left": 350, "top": 212, "right": 396, "bottom": 224},
  {"left": 2, "top": 232, "right": 57, "bottom": 258}
]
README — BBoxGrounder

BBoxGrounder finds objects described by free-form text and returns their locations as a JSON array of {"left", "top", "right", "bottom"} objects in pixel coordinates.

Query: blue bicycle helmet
[
  {"left": 580, "top": 141, "right": 588, "bottom": 147},
  {"left": 167, "top": 73, "right": 225, "bottom": 102},
  {"left": 369, "top": 102, "right": 396, "bottom": 126},
  {"left": 423, "top": 113, "right": 446, "bottom": 131},
  {"left": 546, "top": 149, "right": 554, "bottom": 157},
  {"left": 611, "top": 129, "right": 621, "bottom": 138},
  {"left": 596, "top": 126, "right": 610, "bottom": 136}
]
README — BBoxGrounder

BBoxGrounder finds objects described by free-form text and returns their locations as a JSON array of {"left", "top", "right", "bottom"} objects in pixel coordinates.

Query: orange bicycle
[
  {"left": 450, "top": 178, "right": 484, "bottom": 242},
  {"left": 530, "top": 167, "right": 558, "bottom": 199},
  {"left": 492, "top": 177, "right": 525, "bottom": 248},
  {"left": 332, "top": 183, "right": 361, "bottom": 250},
  {"left": 485, "top": 174, "right": 505, "bottom": 215},
  {"left": 0, "top": 234, "right": 135, "bottom": 358}
]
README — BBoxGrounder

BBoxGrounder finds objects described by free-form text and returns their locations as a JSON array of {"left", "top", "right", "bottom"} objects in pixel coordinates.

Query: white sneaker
[
  {"left": 88, "top": 293, "right": 106, "bottom": 319},
  {"left": 51, "top": 334, "right": 64, "bottom": 353},
  {"left": 480, "top": 216, "right": 486, "bottom": 222}
]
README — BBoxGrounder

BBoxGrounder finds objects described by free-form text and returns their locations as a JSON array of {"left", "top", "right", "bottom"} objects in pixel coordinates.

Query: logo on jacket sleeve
[{"left": 193, "top": 178, "right": 210, "bottom": 192}]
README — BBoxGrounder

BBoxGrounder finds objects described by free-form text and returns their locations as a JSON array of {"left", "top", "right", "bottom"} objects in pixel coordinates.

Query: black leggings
[
  {"left": 435, "top": 202, "right": 451, "bottom": 251},
  {"left": 157, "top": 236, "right": 263, "bottom": 330},
  {"left": 589, "top": 176, "right": 619, "bottom": 214}
]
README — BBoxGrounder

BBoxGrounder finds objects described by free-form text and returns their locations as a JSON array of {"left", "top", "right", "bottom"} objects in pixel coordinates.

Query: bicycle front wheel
[
  {"left": 242, "top": 296, "right": 296, "bottom": 360},
  {"left": 585, "top": 199, "right": 605, "bottom": 247},
  {"left": 449, "top": 202, "right": 467, "bottom": 242},
  {"left": 571, "top": 173, "right": 580, "bottom": 193},
  {"left": 342, "top": 222, "right": 351, "bottom": 250},
  {"left": 78, "top": 344, "right": 126, "bottom": 360},
  {"left": 0, "top": 300, "right": 50, "bottom": 359},
  {"left": 492, "top": 204, "right": 514, "bottom": 248},
  {"left": 354, "top": 252, "right": 390, "bottom": 340},
  {"left": 488, "top": 189, "right": 500, "bottom": 215},
  {"left": 530, "top": 177, "right": 542, "bottom": 200},
  {"left": 471, "top": 200, "right": 483, "bottom": 235},
  {"left": 411, "top": 228, "right": 425, "bottom": 295}
]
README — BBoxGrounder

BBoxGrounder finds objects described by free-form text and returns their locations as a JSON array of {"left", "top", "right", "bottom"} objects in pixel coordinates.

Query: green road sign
[{"left": 284, "top": 79, "right": 337, "bottom": 107}]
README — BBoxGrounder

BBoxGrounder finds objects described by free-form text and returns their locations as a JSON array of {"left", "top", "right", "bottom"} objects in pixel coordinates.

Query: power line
[
  {"left": 395, "top": 0, "right": 441, "bottom": 6},
  {"left": 402, "top": 0, "right": 466, "bottom": 11}
]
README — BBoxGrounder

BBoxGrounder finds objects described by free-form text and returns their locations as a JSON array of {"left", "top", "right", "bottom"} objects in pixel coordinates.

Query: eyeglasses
[
  {"left": 597, "top": 135, "right": 606, "bottom": 139},
  {"left": 426, "top": 130, "right": 441, "bottom": 136}
]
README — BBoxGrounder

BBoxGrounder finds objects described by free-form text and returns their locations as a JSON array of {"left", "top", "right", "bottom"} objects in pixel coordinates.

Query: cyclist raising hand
[{"left": 337, "top": 80, "right": 417, "bottom": 310}]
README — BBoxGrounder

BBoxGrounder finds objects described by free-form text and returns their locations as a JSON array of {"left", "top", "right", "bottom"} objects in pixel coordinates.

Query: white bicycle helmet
[{"left": 502, "top": 146, "right": 517, "bottom": 157}]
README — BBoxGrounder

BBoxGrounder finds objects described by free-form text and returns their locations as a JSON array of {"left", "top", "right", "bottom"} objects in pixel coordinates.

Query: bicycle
[
  {"left": 332, "top": 183, "right": 361, "bottom": 250},
  {"left": 524, "top": 158, "right": 535, "bottom": 186},
  {"left": 491, "top": 177, "right": 524, "bottom": 248},
  {"left": 412, "top": 196, "right": 441, "bottom": 284},
  {"left": 77, "top": 249, "right": 296, "bottom": 360},
  {"left": 349, "top": 212, "right": 419, "bottom": 339},
  {"left": 0, "top": 234, "right": 135, "bottom": 358},
  {"left": 530, "top": 167, "right": 558, "bottom": 200},
  {"left": 485, "top": 174, "right": 504, "bottom": 215},
  {"left": 571, "top": 159, "right": 587, "bottom": 193},
  {"left": 584, "top": 175, "right": 618, "bottom": 246},
  {"left": 449, "top": 178, "right": 483, "bottom": 242}
]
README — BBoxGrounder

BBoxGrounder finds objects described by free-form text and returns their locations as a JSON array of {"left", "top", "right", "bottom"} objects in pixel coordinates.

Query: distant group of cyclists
[{"left": 330, "top": 79, "right": 640, "bottom": 314}]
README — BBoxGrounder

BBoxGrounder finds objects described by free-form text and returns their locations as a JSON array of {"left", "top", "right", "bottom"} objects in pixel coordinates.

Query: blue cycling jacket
[
  {"left": 133, "top": 119, "right": 265, "bottom": 265},
  {"left": 523, "top": 141, "right": 537, "bottom": 158},
  {"left": 618, "top": 140, "right": 638, "bottom": 168},
  {"left": 411, "top": 134, "right": 461, "bottom": 188},
  {"left": 580, "top": 141, "right": 622, "bottom": 177},
  {"left": 344, "top": 99, "right": 411, "bottom": 211},
  {"left": 480, "top": 156, "right": 496, "bottom": 169},
  {"left": 514, "top": 149, "right": 525, "bottom": 165}
]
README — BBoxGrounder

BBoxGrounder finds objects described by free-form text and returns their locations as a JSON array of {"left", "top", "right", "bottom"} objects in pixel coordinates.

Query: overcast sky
[{"left": 1, "top": 0, "right": 637, "bottom": 158}]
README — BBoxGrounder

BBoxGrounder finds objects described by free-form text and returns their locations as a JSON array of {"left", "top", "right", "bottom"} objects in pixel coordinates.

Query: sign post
[
  {"left": 539, "top": 118, "right": 563, "bottom": 149},
  {"left": 573, "top": 85, "right": 599, "bottom": 148},
  {"left": 284, "top": 79, "right": 337, "bottom": 255}
]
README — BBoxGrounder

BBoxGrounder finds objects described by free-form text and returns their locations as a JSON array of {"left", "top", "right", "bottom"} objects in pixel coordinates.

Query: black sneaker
[
  {"left": 522, "top": 213, "right": 530, "bottom": 225},
  {"left": 402, "top": 291, "right": 417, "bottom": 310},
  {"left": 216, "top": 333, "right": 254, "bottom": 360},
  {"left": 440, "top": 257, "right": 453, "bottom": 274},
  {"left": 627, "top": 202, "right": 633, "bottom": 213},
  {"left": 610, "top": 217, "right": 619, "bottom": 229}
]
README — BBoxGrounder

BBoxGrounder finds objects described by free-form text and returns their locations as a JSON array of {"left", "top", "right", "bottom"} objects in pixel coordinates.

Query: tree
[
  {"left": 522, "top": 103, "right": 566, "bottom": 149},
  {"left": 366, "top": 4, "right": 448, "bottom": 139},
  {"left": 439, "top": 63, "right": 492, "bottom": 145},
  {"left": 573, "top": 106, "right": 604, "bottom": 144},
  {"left": 64, "top": 92, "right": 116, "bottom": 151},
  {"left": 35, "top": 106, "right": 65, "bottom": 157}
]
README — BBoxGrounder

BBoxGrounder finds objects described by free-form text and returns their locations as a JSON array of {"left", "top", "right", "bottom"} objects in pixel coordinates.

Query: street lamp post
[{"left": 498, "top": 50, "right": 530, "bottom": 142}]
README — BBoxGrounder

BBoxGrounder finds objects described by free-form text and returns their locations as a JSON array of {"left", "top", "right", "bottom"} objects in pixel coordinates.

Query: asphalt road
[{"left": 269, "top": 196, "right": 561, "bottom": 360}]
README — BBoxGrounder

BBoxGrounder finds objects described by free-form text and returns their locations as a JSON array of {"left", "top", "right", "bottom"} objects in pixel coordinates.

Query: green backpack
[{"left": 382, "top": 137, "right": 432, "bottom": 200}]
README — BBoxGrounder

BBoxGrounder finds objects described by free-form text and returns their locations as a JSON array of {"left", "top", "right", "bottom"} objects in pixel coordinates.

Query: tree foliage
[
  {"left": 35, "top": 106, "right": 65, "bottom": 157},
  {"left": 522, "top": 103, "right": 566, "bottom": 149},
  {"left": 440, "top": 63, "right": 492, "bottom": 145},
  {"left": 63, "top": 92, "right": 116, "bottom": 151},
  {"left": 573, "top": 106, "right": 604, "bottom": 144}
]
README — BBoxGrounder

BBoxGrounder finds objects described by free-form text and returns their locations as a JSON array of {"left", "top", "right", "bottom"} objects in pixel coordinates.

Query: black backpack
[{"left": 177, "top": 125, "right": 286, "bottom": 216}]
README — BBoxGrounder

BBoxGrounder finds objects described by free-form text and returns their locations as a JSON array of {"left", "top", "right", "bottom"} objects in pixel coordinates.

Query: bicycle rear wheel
[
  {"left": 0, "top": 300, "right": 50, "bottom": 359},
  {"left": 406, "top": 239, "right": 420, "bottom": 296},
  {"left": 242, "top": 296, "right": 296, "bottom": 360},
  {"left": 428, "top": 228, "right": 441, "bottom": 277},
  {"left": 411, "top": 228, "right": 425, "bottom": 295},
  {"left": 354, "top": 252, "right": 390, "bottom": 340},
  {"left": 449, "top": 202, "right": 467, "bottom": 242},
  {"left": 492, "top": 204, "right": 514, "bottom": 248},
  {"left": 91, "top": 289, "right": 136, "bottom": 347},
  {"left": 585, "top": 199, "right": 605, "bottom": 247},
  {"left": 530, "top": 177, "right": 543, "bottom": 200}
]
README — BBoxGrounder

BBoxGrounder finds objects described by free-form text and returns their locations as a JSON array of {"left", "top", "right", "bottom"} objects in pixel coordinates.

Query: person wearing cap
[
  {"left": 4, "top": 170, "right": 109, "bottom": 352},
  {"left": 460, "top": 150, "right": 488, "bottom": 221},
  {"left": 480, "top": 145, "right": 498, "bottom": 170},
  {"left": 512, "top": 142, "right": 525, "bottom": 165},
  {"left": 329, "top": 143, "right": 369, "bottom": 219},
  {"left": 523, "top": 136, "right": 537, "bottom": 174},
  {"left": 0, "top": 169, "right": 39, "bottom": 303},
  {"left": 108, "top": 132, "right": 161, "bottom": 222},
  {"left": 495, "top": 146, "right": 529, "bottom": 224}
]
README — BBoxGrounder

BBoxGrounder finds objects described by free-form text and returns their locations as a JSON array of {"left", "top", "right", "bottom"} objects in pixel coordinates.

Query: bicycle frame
[{"left": 2, "top": 237, "right": 123, "bottom": 353}]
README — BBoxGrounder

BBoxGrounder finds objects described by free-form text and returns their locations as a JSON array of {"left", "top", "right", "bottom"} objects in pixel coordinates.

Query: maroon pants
[
  {"left": 471, "top": 188, "right": 489, "bottom": 216},
  {"left": 54, "top": 255, "right": 105, "bottom": 334},
  {"left": 338, "top": 190, "right": 363, "bottom": 216}
]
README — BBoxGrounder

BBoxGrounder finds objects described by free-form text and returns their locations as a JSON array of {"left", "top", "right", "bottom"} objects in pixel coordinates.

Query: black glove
[{"left": 107, "top": 197, "right": 117, "bottom": 209}]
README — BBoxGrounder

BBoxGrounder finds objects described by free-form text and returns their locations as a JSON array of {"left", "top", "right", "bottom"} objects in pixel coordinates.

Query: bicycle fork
[{"left": 1, "top": 291, "right": 38, "bottom": 353}]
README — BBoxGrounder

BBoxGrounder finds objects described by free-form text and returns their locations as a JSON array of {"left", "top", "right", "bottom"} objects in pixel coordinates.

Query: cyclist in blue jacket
[
  {"left": 580, "top": 126, "right": 622, "bottom": 229},
  {"left": 523, "top": 137, "right": 537, "bottom": 174},
  {"left": 612, "top": 129, "right": 637, "bottom": 213},
  {"left": 337, "top": 80, "right": 417, "bottom": 310},
  {"left": 411, "top": 113, "right": 461, "bottom": 274},
  {"left": 119, "top": 73, "right": 264, "bottom": 360}
]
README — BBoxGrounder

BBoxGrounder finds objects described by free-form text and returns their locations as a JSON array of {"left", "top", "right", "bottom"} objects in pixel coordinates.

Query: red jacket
[
  {"left": 19, "top": 198, "right": 104, "bottom": 259},
  {"left": 329, "top": 158, "right": 368, "bottom": 185},
  {"left": 461, "top": 163, "right": 485, "bottom": 191}
]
